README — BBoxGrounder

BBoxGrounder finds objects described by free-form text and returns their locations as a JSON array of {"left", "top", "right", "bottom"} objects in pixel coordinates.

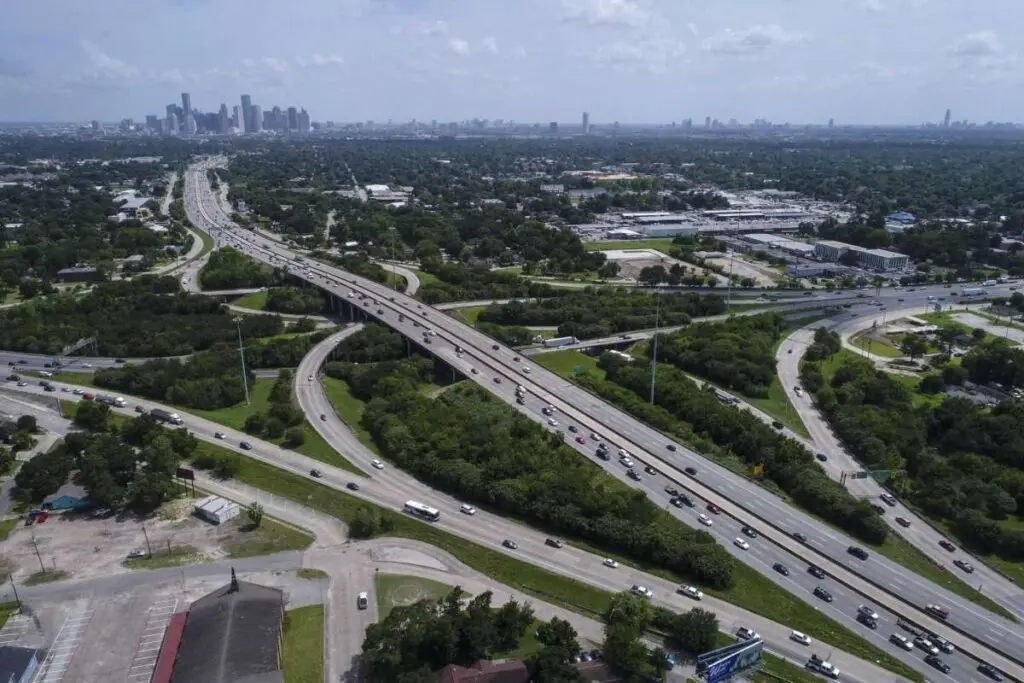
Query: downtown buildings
[{"left": 143, "top": 92, "right": 312, "bottom": 136}]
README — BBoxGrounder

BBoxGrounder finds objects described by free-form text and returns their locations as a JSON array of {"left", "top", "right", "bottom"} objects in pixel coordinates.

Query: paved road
[
  {"left": 375, "top": 261, "right": 421, "bottom": 296},
  {"left": 0, "top": 389, "right": 908, "bottom": 683},
  {"left": 778, "top": 306, "right": 1024, "bottom": 617},
  {"left": 188, "top": 159, "right": 1024, "bottom": 680}
]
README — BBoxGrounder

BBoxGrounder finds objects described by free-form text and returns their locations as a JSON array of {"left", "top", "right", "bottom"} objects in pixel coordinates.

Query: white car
[
  {"left": 590, "top": 432, "right": 602, "bottom": 441},
  {"left": 371, "top": 459, "right": 385, "bottom": 470},
  {"left": 214, "top": 431, "right": 225, "bottom": 439},
  {"left": 460, "top": 504, "right": 476, "bottom": 515},
  {"left": 679, "top": 585, "right": 703, "bottom": 600},
  {"left": 698, "top": 514, "right": 713, "bottom": 527},
  {"left": 618, "top": 449, "right": 630, "bottom": 459},
  {"left": 39, "top": 371, "right": 52, "bottom": 377},
  {"left": 889, "top": 633, "right": 913, "bottom": 651},
  {"left": 357, "top": 591, "right": 368, "bottom": 610},
  {"left": 521, "top": 367, "right": 531, "bottom": 374},
  {"left": 547, "top": 418, "right": 559, "bottom": 427},
  {"left": 307, "top": 375, "right": 314, "bottom": 381},
  {"left": 603, "top": 558, "right": 618, "bottom": 568},
  {"left": 734, "top": 538, "right": 750, "bottom": 550},
  {"left": 790, "top": 631, "right": 812, "bottom": 646},
  {"left": 620, "top": 457, "right": 634, "bottom": 468},
  {"left": 630, "top": 585, "right": 653, "bottom": 599}
]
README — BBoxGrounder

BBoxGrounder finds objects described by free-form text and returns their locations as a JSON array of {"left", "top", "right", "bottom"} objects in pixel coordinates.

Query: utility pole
[
  {"left": 389, "top": 227, "right": 398, "bottom": 291},
  {"left": 649, "top": 288, "right": 661, "bottom": 405},
  {"left": 142, "top": 522, "right": 153, "bottom": 558},
  {"left": 726, "top": 250, "right": 735, "bottom": 309},
  {"left": 233, "top": 317, "right": 251, "bottom": 405},
  {"left": 30, "top": 532, "right": 45, "bottom": 573}
]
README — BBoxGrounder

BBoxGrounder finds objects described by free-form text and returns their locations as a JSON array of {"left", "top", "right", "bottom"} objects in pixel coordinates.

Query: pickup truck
[{"left": 806, "top": 655, "right": 839, "bottom": 679}]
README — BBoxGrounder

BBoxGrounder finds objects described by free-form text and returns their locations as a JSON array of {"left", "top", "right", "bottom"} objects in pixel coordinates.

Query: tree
[
  {"left": 535, "top": 617, "right": 580, "bottom": 657},
  {"left": 972, "top": 327, "right": 987, "bottom": 342},
  {"left": 283, "top": 427, "right": 305, "bottom": 448},
  {"left": 247, "top": 501, "right": 265, "bottom": 527},
  {"left": 264, "top": 417, "right": 285, "bottom": 439},
  {"left": 351, "top": 505, "right": 392, "bottom": 538},
  {"left": 244, "top": 413, "right": 267, "bottom": 434},
  {"left": 74, "top": 401, "right": 111, "bottom": 431},
  {"left": 899, "top": 334, "right": 928, "bottom": 360},
  {"left": 597, "top": 261, "right": 620, "bottom": 279},
  {"left": 15, "top": 415, "right": 37, "bottom": 433},
  {"left": 919, "top": 373, "right": 945, "bottom": 394}
]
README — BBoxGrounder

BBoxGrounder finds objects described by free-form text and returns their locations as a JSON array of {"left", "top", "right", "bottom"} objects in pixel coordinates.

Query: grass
[
  {"left": 24, "top": 569, "right": 71, "bottom": 586},
  {"left": 743, "top": 378, "right": 810, "bottom": 439},
  {"left": 297, "top": 568, "right": 329, "bottom": 580},
  {"left": 223, "top": 517, "right": 315, "bottom": 558},
  {"left": 751, "top": 653, "right": 823, "bottom": 683},
  {"left": 411, "top": 269, "right": 443, "bottom": 288},
  {"left": 196, "top": 226, "right": 215, "bottom": 258},
  {"left": 321, "top": 377, "right": 379, "bottom": 454},
  {"left": 282, "top": 605, "right": 324, "bottom": 683},
  {"left": 533, "top": 350, "right": 606, "bottom": 380},
  {"left": 123, "top": 545, "right": 204, "bottom": 570},
  {"left": 506, "top": 620, "right": 546, "bottom": 659},
  {"left": 221, "top": 453, "right": 922, "bottom": 682},
  {"left": 232, "top": 290, "right": 269, "bottom": 310},
  {"left": 450, "top": 305, "right": 486, "bottom": 325},
  {"left": 0, "top": 519, "right": 18, "bottom": 542},
  {"left": 374, "top": 573, "right": 453, "bottom": 618},
  {"left": 850, "top": 331, "right": 902, "bottom": 358},
  {"left": 0, "top": 602, "right": 19, "bottom": 631},
  {"left": 583, "top": 239, "right": 677, "bottom": 253}
]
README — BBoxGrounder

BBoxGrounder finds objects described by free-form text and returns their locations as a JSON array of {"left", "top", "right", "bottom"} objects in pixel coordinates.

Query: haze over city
[{"left": 0, "top": 0, "right": 1021, "bottom": 124}]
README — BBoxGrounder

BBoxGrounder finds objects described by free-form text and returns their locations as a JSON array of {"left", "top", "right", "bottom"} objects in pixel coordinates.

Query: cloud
[
  {"left": 702, "top": 25, "right": 805, "bottom": 55},
  {"left": 946, "top": 31, "right": 1017, "bottom": 82},
  {"left": 562, "top": 0, "right": 650, "bottom": 28},
  {"left": 480, "top": 37, "right": 498, "bottom": 55},
  {"left": 585, "top": 38, "right": 685, "bottom": 74},
  {"left": 395, "top": 20, "right": 449, "bottom": 37},
  {"left": 448, "top": 39, "right": 471, "bottom": 56},
  {"left": 80, "top": 40, "right": 137, "bottom": 79},
  {"left": 948, "top": 30, "right": 1002, "bottom": 58},
  {"left": 0, "top": 56, "right": 32, "bottom": 79},
  {"left": 261, "top": 57, "right": 289, "bottom": 74},
  {"left": 310, "top": 54, "right": 344, "bottom": 67}
]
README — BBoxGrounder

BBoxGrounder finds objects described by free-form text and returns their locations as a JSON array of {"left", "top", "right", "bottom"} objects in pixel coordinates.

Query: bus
[{"left": 403, "top": 501, "right": 441, "bottom": 522}]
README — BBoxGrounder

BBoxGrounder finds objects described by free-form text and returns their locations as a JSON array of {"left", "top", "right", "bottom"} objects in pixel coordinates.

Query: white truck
[
  {"left": 96, "top": 395, "right": 126, "bottom": 408},
  {"left": 543, "top": 336, "right": 579, "bottom": 349},
  {"left": 150, "top": 408, "right": 184, "bottom": 425},
  {"left": 806, "top": 655, "right": 840, "bottom": 679}
]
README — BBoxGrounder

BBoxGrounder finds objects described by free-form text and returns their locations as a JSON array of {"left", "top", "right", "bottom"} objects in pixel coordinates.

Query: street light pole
[
  {"left": 389, "top": 227, "right": 398, "bottom": 291},
  {"left": 233, "top": 317, "right": 251, "bottom": 405},
  {"left": 649, "top": 288, "right": 661, "bottom": 405}
]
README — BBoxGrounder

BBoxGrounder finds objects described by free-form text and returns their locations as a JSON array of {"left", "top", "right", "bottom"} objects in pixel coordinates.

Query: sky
[{"left": 0, "top": 0, "right": 1021, "bottom": 125}]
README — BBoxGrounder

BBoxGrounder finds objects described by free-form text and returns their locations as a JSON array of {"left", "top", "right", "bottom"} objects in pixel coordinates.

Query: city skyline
[{"left": 0, "top": 0, "right": 1020, "bottom": 123}]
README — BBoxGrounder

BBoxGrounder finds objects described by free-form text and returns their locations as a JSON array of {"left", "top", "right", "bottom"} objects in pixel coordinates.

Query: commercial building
[
  {"left": 813, "top": 241, "right": 908, "bottom": 272},
  {"left": 250, "top": 105, "right": 263, "bottom": 133},
  {"left": 813, "top": 240, "right": 851, "bottom": 262},
  {"left": 0, "top": 646, "right": 40, "bottom": 683},
  {"left": 582, "top": 112, "right": 590, "bottom": 134},
  {"left": 194, "top": 495, "right": 240, "bottom": 525},
  {"left": 55, "top": 266, "right": 101, "bottom": 283},
  {"left": 640, "top": 224, "right": 698, "bottom": 237},
  {"left": 786, "top": 264, "right": 838, "bottom": 278},
  {"left": 741, "top": 233, "right": 816, "bottom": 257}
]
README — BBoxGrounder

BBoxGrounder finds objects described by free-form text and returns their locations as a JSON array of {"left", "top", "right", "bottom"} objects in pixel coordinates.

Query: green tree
[
  {"left": 283, "top": 427, "right": 305, "bottom": 448},
  {"left": 74, "top": 401, "right": 111, "bottom": 431},
  {"left": 247, "top": 501, "right": 265, "bottom": 527},
  {"left": 899, "top": 334, "right": 928, "bottom": 360},
  {"left": 16, "top": 415, "right": 37, "bottom": 433}
]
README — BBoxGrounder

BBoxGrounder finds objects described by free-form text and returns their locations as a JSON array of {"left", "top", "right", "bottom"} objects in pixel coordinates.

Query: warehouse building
[
  {"left": 813, "top": 240, "right": 908, "bottom": 272},
  {"left": 194, "top": 495, "right": 240, "bottom": 525}
]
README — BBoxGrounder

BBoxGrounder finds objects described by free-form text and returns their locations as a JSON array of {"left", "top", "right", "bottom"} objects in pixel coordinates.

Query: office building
[
  {"left": 287, "top": 106, "right": 298, "bottom": 131},
  {"left": 582, "top": 111, "right": 590, "bottom": 134},
  {"left": 549, "top": 121, "right": 558, "bottom": 133},
  {"left": 218, "top": 104, "right": 230, "bottom": 133},
  {"left": 250, "top": 105, "right": 263, "bottom": 132},
  {"left": 232, "top": 105, "right": 241, "bottom": 129},
  {"left": 165, "top": 114, "right": 178, "bottom": 134},
  {"left": 813, "top": 240, "right": 908, "bottom": 272},
  {"left": 145, "top": 114, "right": 160, "bottom": 131},
  {"left": 705, "top": 116, "right": 712, "bottom": 128},
  {"left": 184, "top": 115, "right": 197, "bottom": 135},
  {"left": 181, "top": 92, "right": 191, "bottom": 116},
  {"left": 240, "top": 94, "right": 252, "bottom": 132},
  {"left": 297, "top": 108, "right": 311, "bottom": 132},
  {"left": 828, "top": 118, "right": 834, "bottom": 129},
  {"left": 944, "top": 108, "right": 952, "bottom": 127}
]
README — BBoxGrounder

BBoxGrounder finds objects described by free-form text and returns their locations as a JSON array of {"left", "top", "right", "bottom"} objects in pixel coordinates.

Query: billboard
[
  {"left": 697, "top": 639, "right": 763, "bottom": 683},
  {"left": 176, "top": 467, "right": 195, "bottom": 481}
]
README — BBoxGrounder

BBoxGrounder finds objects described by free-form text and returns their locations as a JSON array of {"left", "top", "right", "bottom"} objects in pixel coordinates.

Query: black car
[
  {"left": 310, "top": 469, "right": 322, "bottom": 478},
  {"left": 679, "top": 495, "right": 694, "bottom": 507},
  {"left": 516, "top": 397, "right": 526, "bottom": 405},
  {"left": 684, "top": 466, "right": 697, "bottom": 476},
  {"left": 239, "top": 441, "right": 253, "bottom": 450},
  {"left": 925, "top": 655, "right": 950, "bottom": 674},
  {"left": 664, "top": 485, "right": 679, "bottom": 497},
  {"left": 493, "top": 377, "right": 501, "bottom": 384},
  {"left": 847, "top": 545, "right": 869, "bottom": 560},
  {"left": 503, "top": 539, "right": 518, "bottom": 550},
  {"left": 568, "top": 425, "right": 578, "bottom": 433},
  {"left": 741, "top": 526, "right": 758, "bottom": 538},
  {"left": 115, "top": 358, "right": 125, "bottom": 363},
  {"left": 666, "top": 443, "right": 677, "bottom": 451},
  {"left": 545, "top": 538, "right": 564, "bottom": 549},
  {"left": 346, "top": 482, "right": 360, "bottom": 491},
  {"left": 815, "top": 453, "right": 827, "bottom": 462},
  {"left": 644, "top": 465, "right": 657, "bottom": 476},
  {"left": 807, "top": 564, "right": 826, "bottom": 579},
  {"left": 771, "top": 420, "right": 784, "bottom": 429},
  {"left": 856, "top": 612, "right": 878, "bottom": 629},
  {"left": 792, "top": 531, "right": 808, "bottom": 543},
  {"left": 492, "top": 344, "right": 499, "bottom": 351},
  {"left": 813, "top": 586, "right": 833, "bottom": 602},
  {"left": 773, "top": 563, "right": 790, "bottom": 576},
  {"left": 978, "top": 663, "right": 1005, "bottom": 681},
  {"left": 669, "top": 497, "right": 684, "bottom": 508}
]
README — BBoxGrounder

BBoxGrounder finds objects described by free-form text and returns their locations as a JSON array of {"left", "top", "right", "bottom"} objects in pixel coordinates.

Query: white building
[
  {"left": 641, "top": 224, "right": 698, "bottom": 238},
  {"left": 813, "top": 240, "right": 908, "bottom": 272},
  {"left": 194, "top": 495, "right": 241, "bottom": 525}
]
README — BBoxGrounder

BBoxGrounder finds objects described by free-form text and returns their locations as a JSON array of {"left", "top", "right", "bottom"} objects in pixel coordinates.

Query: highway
[
  {"left": 1, "top": 373, "right": 911, "bottom": 683},
  {"left": 778, "top": 305, "right": 1024, "bottom": 614},
  {"left": 185, "top": 159, "right": 1024, "bottom": 681}
]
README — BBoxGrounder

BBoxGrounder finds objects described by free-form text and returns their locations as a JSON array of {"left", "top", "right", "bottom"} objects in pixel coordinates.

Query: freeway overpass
[{"left": 186, "top": 159, "right": 1024, "bottom": 681}]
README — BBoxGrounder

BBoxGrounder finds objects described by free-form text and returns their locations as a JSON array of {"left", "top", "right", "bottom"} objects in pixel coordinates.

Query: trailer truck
[
  {"left": 543, "top": 336, "right": 579, "bottom": 349},
  {"left": 150, "top": 408, "right": 184, "bottom": 425},
  {"left": 96, "top": 395, "right": 126, "bottom": 408}
]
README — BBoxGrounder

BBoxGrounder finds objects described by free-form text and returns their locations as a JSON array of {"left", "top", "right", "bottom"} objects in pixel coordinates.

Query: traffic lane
[{"left": 203, "top": 200, "right": 1019, "bottom": 671}]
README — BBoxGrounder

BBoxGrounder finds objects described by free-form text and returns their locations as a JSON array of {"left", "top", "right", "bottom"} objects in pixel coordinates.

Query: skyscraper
[
  {"left": 218, "top": 104, "right": 230, "bottom": 134},
  {"left": 581, "top": 111, "right": 590, "bottom": 134},
  {"left": 240, "top": 94, "right": 252, "bottom": 132},
  {"left": 250, "top": 105, "right": 263, "bottom": 133},
  {"left": 828, "top": 118, "right": 835, "bottom": 129},
  {"left": 297, "top": 108, "right": 311, "bottom": 132},
  {"left": 705, "top": 116, "right": 712, "bottom": 128},
  {"left": 287, "top": 106, "right": 298, "bottom": 131},
  {"left": 232, "top": 105, "right": 242, "bottom": 129},
  {"left": 943, "top": 108, "right": 952, "bottom": 127},
  {"left": 184, "top": 115, "right": 197, "bottom": 135},
  {"left": 181, "top": 92, "right": 192, "bottom": 117}
]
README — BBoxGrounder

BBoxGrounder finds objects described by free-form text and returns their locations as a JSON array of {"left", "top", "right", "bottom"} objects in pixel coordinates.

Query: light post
[
  {"left": 233, "top": 317, "right": 251, "bottom": 405},
  {"left": 649, "top": 288, "right": 661, "bottom": 405},
  {"left": 389, "top": 227, "right": 398, "bottom": 291}
]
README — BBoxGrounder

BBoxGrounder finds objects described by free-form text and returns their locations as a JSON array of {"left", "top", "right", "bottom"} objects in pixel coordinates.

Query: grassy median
[{"left": 282, "top": 605, "right": 324, "bottom": 683}]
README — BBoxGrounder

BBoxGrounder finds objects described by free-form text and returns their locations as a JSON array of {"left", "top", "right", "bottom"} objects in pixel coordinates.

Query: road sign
[{"left": 697, "top": 639, "right": 764, "bottom": 683}]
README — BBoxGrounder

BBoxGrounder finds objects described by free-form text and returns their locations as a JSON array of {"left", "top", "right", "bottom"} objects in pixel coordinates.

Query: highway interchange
[{"left": 182, "top": 159, "right": 1024, "bottom": 682}]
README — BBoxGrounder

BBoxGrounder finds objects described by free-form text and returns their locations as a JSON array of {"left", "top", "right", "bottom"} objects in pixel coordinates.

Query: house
[
  {"left": 0, "top": 646, "right": 40, "bottom": 683},
  {"left": 435, "top": 660, "right": 528, "bottom": 683},
  {"left": 43, "top": 483, "right": 90, "bottom": 511},
  {"left": 55, "top": 266, "right": 100, "bottom": 283}
]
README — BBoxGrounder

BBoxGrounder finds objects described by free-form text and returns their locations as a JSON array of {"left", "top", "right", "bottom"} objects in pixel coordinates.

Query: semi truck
[
  {"left": 961, "top": 288, "right": 985, "bottom": 298},
  {"left": 96, "top": 395, "right": 126, "bottom": 408},
  {"left": 982, "top": 279, "right": 997, "bottom": 287},
  {"left": 150, "top": 408, "right": 184, "bottom": 425},
  {"left": 543, "top": 336, "right": 579, "bottom": 349}
]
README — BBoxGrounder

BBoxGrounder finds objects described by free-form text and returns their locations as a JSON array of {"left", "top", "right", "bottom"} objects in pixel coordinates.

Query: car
[
  {"left": 790, "top": 631, "right": 812, "bottom": 646},
  {"left": 733, "top": 538, "right": 750, "bottom": 550},
  {"left": 684, "top": 466, "right": 697, "bottom": 476},
  {"left": 371, "top": 459, "right": 385, "bottom": 470},
  {"left": 127, "top": 549, "right": 147, "bottom": 559},
  {"left": 879, "top": 492, "right": 897, "bottom": 507},
  {"left": 603, "top": 558, "right": 618, "bottom": 568},
  {"left": 644, "top": 465, "right": 657, "bottom": 476},
  {"left": 503, "top": 539, "right": 518, "bottom": 550},
  {"left": 773, "top": 562, "right": 790, "bottom": 576},
  {"left": 460, "top": 504, "right": 476, "bottom": 515},
  {"left": 706, "top": 503, "right": 721, "bottom": 514},
  {"left": 310, "top": 469, "right": 322, "bottom": 478},
  {"left": 590, "top": 432, "right": 602, "bottom": 440},
  {"left": 954, "top": 558, "right": 974, "bottom": 573},
  {"left": 666, "top": 443, "right": 677, "bottom": 451},
  {"left": 320, "top": 413, "right": 327, "bottom": 421},
  {"left": 741, "top": 526, "right": 758, "bottom": 538},
  {"left": 932, "top": 635, "right": 955, "bottom": 654},
  {"left": 307, "top": 375, "right": 314, "bottom": 382},
  {"left": 627, "top": 469, "right": 641, "bottom": 481},
  {"left": 978, "top": 663, "right": 1006, "bottom": 681},
  {"left": 792, "top": 531, "right": 808, "bottom": 543},
  {"left": 856, "top": 612, "right": 878, "bottom": 629},
  {"left": 679, "top": 585, "right": 703, "bottom": 600},
  {"left": 575, "top": 436, "right": 586, "bottom": 444},
  {"left": 346, "top": 482, "right": 360, "bottom": 491},
  {"left": 239, "top": 441, "right": 252, "bottom": 450},
  {"left": 889, "top": 633, "right": 913, "bottom": 651},
  {"left": 938, "top": 539, "right": 957, "bottom": 552},
  {"left": 871, "top": 504, "right": 886, "bottom": 515},
  {"left": 630, "top": 585, "right": 653, "bottom": 599},
  {"left": 493, "top": 377, "right": 501, "bottom": 384},
  {"left": 807, "top": 564, "right": 826, "bottom": 579},
  {"left": 619, "top": 456, "right": 633, "bottom": 468},
  {"left": 924, "top": 655, "right": 950, "bottom": 674},
  {"left": 134, "top": 405, "right": 145, "bottom": 413},
  {"left": 735, "top": 627, "right": 759, "bottom": 641},
  {"left": 545, "top": 538, "right": 564, "bottom": 549},
  {"left": 547, "top": 418, "right": 559, "bottom": 427},
  {"left": 926, "top": 603, "right": 949, "bottom": 620},
  {"left": 895, "top": 516, "right": 911, "bottom": 527},
  {"left": 813, "top": 586, "right": 833, "bottom": 602},
  {"left": 115, "top": 358, "right": 125, "bottom": 363},
  {"left": 857, "top": 604, "right": 879, "bottom": 621},
  {"left": 357, "top": 592, "right": 369, "bottom": 610},
  {"left": 214, "top": 431, "right": 225, "bottom": 439},
  {"left": 470, "top": 368, "right": 478, "bottom": 375},
  {"left": 698, "top": 514, "right": 713, "bottom": 527},
  {"left": 491, "top": 344, "right": 499, "bottom": 350},
  {"left": 815, "top": 452, "right": 827, "bottom": 462},
  {"left": 542, "top": 406, "right": 554, "bottom": 416},
  {"left": 664, "top": 485, "right": 679, "bottom": 497},
  {"left": 669, "top": 497, "right": 684, "bottom": 508},
  {"left": 679, "top": 494, "right": 694, "bottom": 507},
  {"left": 847, "top": 545, "right": 869, "bottom": 560},
  {"left": 771, "top": 420, "right": 784, "bottom": 429}
]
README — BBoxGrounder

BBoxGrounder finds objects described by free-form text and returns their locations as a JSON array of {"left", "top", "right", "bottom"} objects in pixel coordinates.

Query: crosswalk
[
  {"left": 126, "top": 598, "right": 179, "bottom": 683},
  {"left": 36, "top": 603, "right": 94, "bottom": 683}
]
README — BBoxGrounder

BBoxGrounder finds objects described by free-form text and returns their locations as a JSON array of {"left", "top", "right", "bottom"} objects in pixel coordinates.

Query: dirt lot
[
  {"left": 0, "top": 496, "right": 312, "bottom": 584},
  {"left": 704, "top": 255, "right": 780, "bottom": 287},
  {"left": 613, "top": 256, "right": 729, "bottom": 285}
]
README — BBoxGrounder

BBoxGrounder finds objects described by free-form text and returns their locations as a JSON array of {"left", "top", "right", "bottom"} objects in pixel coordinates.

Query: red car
[
  {"left": 939, "top": 540, "right": 956, "bottom": 552},
  {"left": 707, "top": 503, "right": 722, "bottom": 515},
  {"left": 575, "top": 436, "right": 586, "bottom": 444}
]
